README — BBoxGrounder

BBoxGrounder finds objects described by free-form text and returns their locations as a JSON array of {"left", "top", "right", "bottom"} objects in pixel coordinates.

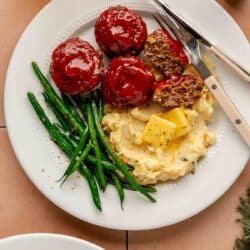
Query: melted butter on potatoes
[{"left": 102, "top": 88, "right": 215, "bottom": 185}]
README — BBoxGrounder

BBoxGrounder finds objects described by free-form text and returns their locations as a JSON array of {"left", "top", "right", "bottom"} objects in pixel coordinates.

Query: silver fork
[
  {"left": 152, "top": 12, "right": 250, "bottom": 146},
  {"left": 153, "top": 0, "right": 250, "bottom": 83}
]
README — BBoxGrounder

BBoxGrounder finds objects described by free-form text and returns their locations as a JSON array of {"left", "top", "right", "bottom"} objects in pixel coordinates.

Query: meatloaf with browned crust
[
  {"left": 144, "top": 29, "right": 187, "bottom": 77},
  {"left": 153, "top": 75, "right": 204, "bottom": 109}
]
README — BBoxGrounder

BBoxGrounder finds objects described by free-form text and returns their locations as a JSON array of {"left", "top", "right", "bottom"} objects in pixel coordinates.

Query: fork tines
[
  {"left": 153, "top": 13, "right": 179, "bottom": 41},
  {"left": 153, "top": 13, "right": 170, "bottom": 31}
]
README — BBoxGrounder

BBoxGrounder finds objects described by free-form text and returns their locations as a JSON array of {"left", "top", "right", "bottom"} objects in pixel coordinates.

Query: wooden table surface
[{"left": 0, "top": 1, "right": 249, "bottom": 249}]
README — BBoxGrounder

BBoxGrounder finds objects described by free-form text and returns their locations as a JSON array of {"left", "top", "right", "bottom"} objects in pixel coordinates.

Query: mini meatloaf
[
  {"left": 144, "top": 29, "right": 189, "bottom": 77},
  {"left": 153, "top": 75, "right": 204, "bottom": 109},
  {"left": 95, "top": 6, "right": 147, "bottom": 57}
]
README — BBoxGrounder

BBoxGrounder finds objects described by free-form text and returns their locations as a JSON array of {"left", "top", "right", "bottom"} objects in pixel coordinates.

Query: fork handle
[
  {"left": 210, "top": 46, "right": 250, "bottom": 83},
  {"left": 205, "top": 76, "right": 250, "bottom": 146}
]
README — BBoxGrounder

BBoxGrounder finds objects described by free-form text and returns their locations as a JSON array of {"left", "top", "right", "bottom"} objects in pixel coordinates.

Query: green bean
[
  {"left": 79, "top": 164, "right": 102, "bottom": 211},
  {"left": 108, "top": 172, "right": 156, "bottom": 194},
  {"left": 123, "top": 164, "right": 134, "bottom": 171},
  {"left": 96, "top": 93, "right": 110, "bottom": 163},
  {"left": 112, "top": 173, "right": 125, "bottom": 209},
  {"left": 75, "top": 95, "right": 106, "bottom": 190},
  {"left": 27, "top": 92, "right": 101, "bottom": 211},
  {"left": 52, "top": 123, "right": 77, "bottom": 149},
  {"left": 100, "top": 150, "right": 108, "bottom": 161},
  {"left": 60, "top": 142, "right": 92, "bottom": 186},
  {"left": 94, "top": 98, "right": 134, "bottom": 173},
  {"left": 61, "top": 93, "right": 85, "bottom": 126},
  {"left": 93, "top": 172, "right": 103, "bottom": 191},
  {"left": 27, "top": 92, "right": 74, "bottom": 156},
  {"left": 31, "top": 62, "right": 84, "bottom": 135},
  {"left": 43, "top": 92, "right": 71, "bottom": 132},
  {"left": 93, "top": 95, "right": 110, "bottom": 190},
  {"left": 85, "top": 155, "right": 115, "bottom": 171},
  {"left": 72, "top": 136, "right": 89, "bottom": 159},
  {"left": 98, "top": 94, "right": 104, "bottom": 122},
  {"left": 58, "top": 129, "right": 90, "bottom": 184},
  {"left": 53, "top": 123, "right": 79, "bottom": 147},
  {"left": 122, "top": 183, "right": 157, "bottom": 193},
  {"left": 72, "top": 95, "right": 87, "bottom": 116},
  {"left": 86, "top": 103, "right": 106, "bottom": 190},
  {"left": 91, "top": 101, "right": 156, "bottom": 203}
]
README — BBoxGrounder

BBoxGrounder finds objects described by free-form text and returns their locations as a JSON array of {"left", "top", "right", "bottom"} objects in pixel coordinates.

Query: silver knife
[
  {"left": 153, "top": 0, "right": 250, "bottom": 83},
  {"left": 153, "top": 12, "right": 250, "bottom": 146}
]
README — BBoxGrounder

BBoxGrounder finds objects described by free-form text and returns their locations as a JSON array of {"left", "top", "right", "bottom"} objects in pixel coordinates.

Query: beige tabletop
[{"left": 0, "top": 1, "right": 249, "bottom": 249}]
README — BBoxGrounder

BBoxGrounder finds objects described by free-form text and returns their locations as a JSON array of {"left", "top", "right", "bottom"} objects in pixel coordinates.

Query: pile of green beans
[{"left": 27, "top": 62, "right": 156, "bottom": 211}]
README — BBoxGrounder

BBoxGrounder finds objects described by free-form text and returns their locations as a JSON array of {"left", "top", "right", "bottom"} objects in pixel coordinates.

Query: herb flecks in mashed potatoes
[{"left": 102, "top": 88, "right": 216, "bottom": 185}]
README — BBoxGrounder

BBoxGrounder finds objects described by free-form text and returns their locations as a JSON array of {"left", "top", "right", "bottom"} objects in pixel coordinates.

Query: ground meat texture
[
  {"left": 153, "top": 75, "right": 204, "bottom": 109},
  {"left": 95, "top": 6, "right": 147, "bottom": 57},
  {"left": 144, "top": 29, "right": 189, "bottom": 77},
  {"left": 51, "top": 37, "right": 103, "bottom": 95}
]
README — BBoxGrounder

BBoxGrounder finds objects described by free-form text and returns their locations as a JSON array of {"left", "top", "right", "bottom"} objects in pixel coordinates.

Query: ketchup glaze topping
[
  {"left": 153, "top": 75, "right": 204, "bottom": 109},
  {"left": 51, "top": 37, "right": 103, "bottom": 95},
  {"left": 157, "top": 29, "right": 189, "bottom": 65},
  {"left": 95, "top": 6, "right": 147, "bottom": 57},
  {"left": 103, "top": 56, "right": 155, "bottom": 107}
]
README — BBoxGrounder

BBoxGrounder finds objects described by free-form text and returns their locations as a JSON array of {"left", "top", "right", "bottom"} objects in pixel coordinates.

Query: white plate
[
  {"left": 0, "top": 234, "right": 103, "bottom": 250},
  {"left": 4, "top": 0, "right": 250, "bottom": 230}
]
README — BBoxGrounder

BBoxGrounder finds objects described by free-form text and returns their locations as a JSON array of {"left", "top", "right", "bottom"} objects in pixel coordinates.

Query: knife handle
[
  {"left": 210, "top": 46, "right": 250, "bottom": 83},
  {"left": 205, "top": 75, "right": 250, "bottom": 146}
]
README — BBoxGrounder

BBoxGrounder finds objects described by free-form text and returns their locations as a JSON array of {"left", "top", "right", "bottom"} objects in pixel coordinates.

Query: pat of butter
[
  {"left": 161, "top": 108, "right": 192, "bottom": 139},
  {"left": 141, "top": 114, "right": 176, "bottom": 148}
]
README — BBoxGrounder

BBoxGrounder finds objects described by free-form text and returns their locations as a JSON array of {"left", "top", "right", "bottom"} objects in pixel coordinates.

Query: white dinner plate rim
[
  {"left": 4, "top": 0, "right": 250, "bottom": 230},
  {"left": 0, "top": 233, "right": 103, "bottom": 250}
]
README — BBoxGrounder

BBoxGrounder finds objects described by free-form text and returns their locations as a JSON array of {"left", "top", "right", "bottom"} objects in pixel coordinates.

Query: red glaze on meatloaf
[
  {"left": 95, "top": 6, "right": 147, "bottom": 57},
  {"left": 51, "top": 37, "right": 103, "bottom": 95}
]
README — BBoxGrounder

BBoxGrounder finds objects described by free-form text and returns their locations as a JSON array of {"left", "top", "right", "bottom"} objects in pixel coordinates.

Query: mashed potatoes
[{"left": 102, "top": 87, "right": 215, "bottom": 185}]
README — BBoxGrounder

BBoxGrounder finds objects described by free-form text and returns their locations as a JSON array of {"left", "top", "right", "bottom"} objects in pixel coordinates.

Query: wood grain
[
  {"left": 0, "top": 0, "right": 50, "bottom": 125},
  {"left": 0, "top": 1, "right": 249, "bottom": 249},
  {"left": 0, "top": 2, "right": 125, "bottom": 248},
  {"left": 128, "top": 1, "right": 250, "bottom": 249},
  {"left": 128, "top": 162, "right": 250, "bottom": 250},
  {"left": 0, "top": 129, "right": 125, "bottom": 249},
  {"left": 217, "top": 0, "right": 250, "bottom": 40}
]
